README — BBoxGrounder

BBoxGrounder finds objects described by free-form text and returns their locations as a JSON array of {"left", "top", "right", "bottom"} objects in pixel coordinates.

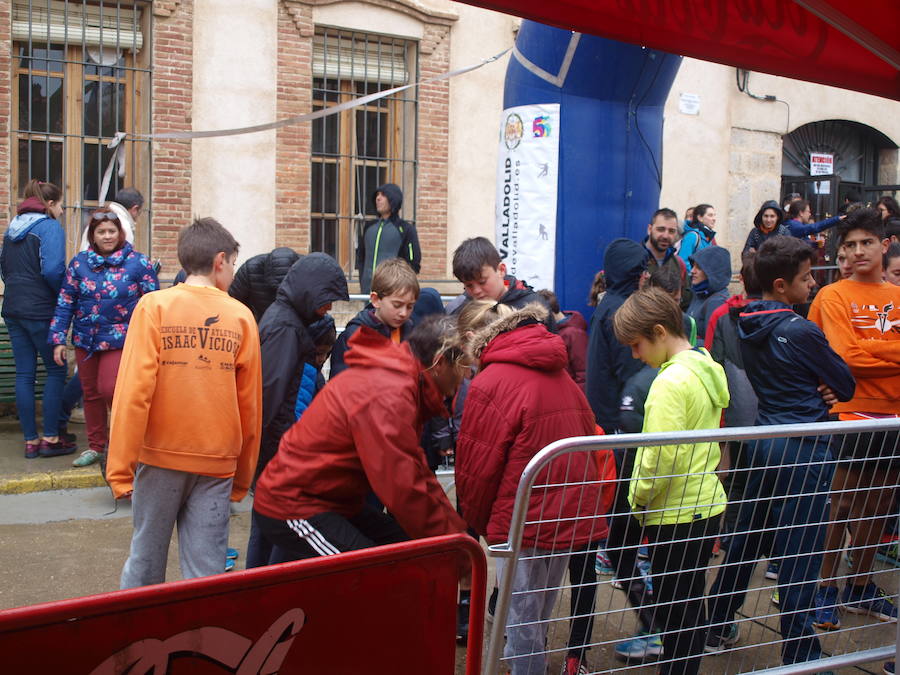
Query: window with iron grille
[
  {"left": 311, "top": 27, "right": 418, "bottom": 275},
  {"left": 11, "top": 0, "right": 152, "bottom": 254}
]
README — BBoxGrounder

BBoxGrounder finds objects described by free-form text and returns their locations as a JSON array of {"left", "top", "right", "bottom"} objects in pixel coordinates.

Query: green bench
[{"left": 0, "top": 321, "right": 48, "bottom": 404}]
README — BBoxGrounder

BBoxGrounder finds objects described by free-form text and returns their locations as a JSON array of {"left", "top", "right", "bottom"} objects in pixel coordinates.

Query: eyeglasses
[{"left": 91, "top": 211, "right": 120, "bottom": 222}]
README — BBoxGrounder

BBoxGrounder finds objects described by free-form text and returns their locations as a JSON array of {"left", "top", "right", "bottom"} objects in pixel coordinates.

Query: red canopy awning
[{"left": 456, "top": 0, "right": 900, "bottom": 101}]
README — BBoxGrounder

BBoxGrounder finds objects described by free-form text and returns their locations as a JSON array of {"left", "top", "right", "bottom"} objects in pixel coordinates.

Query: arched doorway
[{"left": 781, "top": 119, "right": 898, "bottom": 218}]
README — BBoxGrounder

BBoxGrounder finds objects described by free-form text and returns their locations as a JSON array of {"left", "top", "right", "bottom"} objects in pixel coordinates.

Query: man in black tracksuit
[
  {"left": 585, "top": 238, "right": 649, "bottom": 434},
  {"left": 356, "top": 184, "right": 421, "bottom": 294}
]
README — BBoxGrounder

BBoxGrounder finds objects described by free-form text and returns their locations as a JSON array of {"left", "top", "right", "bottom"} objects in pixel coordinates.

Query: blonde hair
[
  {"left": 613, "top": 288, "right": 684, "bottom": 345},
  {"left": 371, "top": 258, "right": 420, "bottom": 299},
  {"left": 457, "top": 299, "right": 515, "bottom": 338}
]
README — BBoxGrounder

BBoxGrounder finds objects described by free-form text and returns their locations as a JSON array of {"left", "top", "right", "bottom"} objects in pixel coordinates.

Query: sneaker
[
  {"left": 24, "top": 442, "right": 41, "bottom": 460},
  {"left": 225, "top": 558, "right": 235, "bottom": 572},
  {"left": 227, "top": 547, "right": 239, "bottom": 560},
  {"left": 595, "top": 546, "right": 615, "bottom": 576},
  {"left": 842, "top": 583, "right": 898, "bottom": 622},
  {"left": 68, "top": 407, "right": 85, "bottom": 424},
  {"left": 765, "top": 560, "right": 779, "bottom": 580},
  {"left": 561, "top": 654, "right": 589, "bottom": 674},
  {"left": 72, "top": 449, "right": 103, "bottom": 467},
  {"left": 637, "top": 543, "right": 650, "bottom": 560},
  {"left": 884, "top": 661, "right": 895, "bottom": 675},
  {"left": 38, "top": 438, "right": 77, "bottom": 457},
  {"left": 612, "top": 558, "right": 652, "bottom": 592},
  {"left": 813, "top": 586, "right": 842, "bottom": 630},
  {"left": 615, "top": 631, "right": 664, "bottom": 661},
  {"left": 704, "top": 623, "right": 740, "bottom": 653},
  {"left": 876, "top": 542, "right": 900, "bottom": 567},
  {"left": 771, "top": 588, "right": 780, "bottom": 607},
  {"left": 711, "top": 537, "right": 722, "bottom": 557},
  {"left": 58, "top": 428, "right": 78, "bottom": 445}
]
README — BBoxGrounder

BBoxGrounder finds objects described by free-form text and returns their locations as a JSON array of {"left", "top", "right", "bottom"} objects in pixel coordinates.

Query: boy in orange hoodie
[
  {"left": 808, "top": 207, "right": 900, "bottom": 628},
  {"left": 108, "top": 217, "right": 262, "bottom": 588}
]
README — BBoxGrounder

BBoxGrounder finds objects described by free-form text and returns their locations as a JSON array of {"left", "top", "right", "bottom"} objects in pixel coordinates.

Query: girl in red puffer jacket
[{"left": 456, "top": 301, "right": 615, "bottom": 675}]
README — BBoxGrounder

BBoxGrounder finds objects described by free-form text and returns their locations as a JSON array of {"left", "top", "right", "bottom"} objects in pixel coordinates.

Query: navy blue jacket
[
  {"left": 0, "top": 210, "right": 66, "bottom": 321},
  {"left": 785, "top": 215, "right": 841, "bottom": 238},
  {"left": 687, "top": 245, "right": 732, "bottom": 346},
  {"left": 739, "top": 300, "right": 855, "bottom": 425},
  {"left": 329, "top": 306, "right": 414, "bottom": 377},
  {"left": 585, "top": 238, "right": 649, "bottom": 433}
]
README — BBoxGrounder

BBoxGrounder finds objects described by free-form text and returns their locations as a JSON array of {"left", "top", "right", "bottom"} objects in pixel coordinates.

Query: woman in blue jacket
[
  {"left": 0, "top": 179, "right": 71, "bottom": 458},
  {"left": 50, "top": 207, "right": 158, "bottom": 467}
]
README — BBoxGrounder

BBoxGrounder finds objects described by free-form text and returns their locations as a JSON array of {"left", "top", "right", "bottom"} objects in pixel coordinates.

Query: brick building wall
[
  {"left": 150, "top": 0, "right": 194, "bottom": 274},
  {"left": 275, "top": 1, "right": 454, "bottom": 279},
  {"left": 276, "top": 0, "right": 314, "bottom": 254}
]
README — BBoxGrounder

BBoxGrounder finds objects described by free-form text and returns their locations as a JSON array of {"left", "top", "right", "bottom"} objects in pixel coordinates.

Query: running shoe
[
  {"left": 225, "top": 558, "right": 235, "bottom": 572},
  {"left": 842, "top": 583, "right": 898, "bottom": 622},
  {"left": 704, "top": 623, "right": 740, "bottom": 653},
  {"left": 771, "top": 588, "right": 780, "bottom": 607},
  {"left": 595, "top": 545, "right": 615, "bottom": 576},
  {"left": 72, "top": 449, "right": 103, "bottom": 467},
  {"left": 227, "top": 547, "right": 239, "bottom": 560},
  {"left": 560, "top": 654, "right": 589, "bottom": 674},
  {"left": 764, "top": 560, "right": 779, "bottom": 580},
  {"left": 612, "top": 558, "right": 652, "bottom": 592},
  {"left": 24, "top": 442, "right": 40, "bottom": 460},
  {"left": 38, "top": 437, "right": 77, "bottom": 457},
  {"left": 813, "top": 586, "right": 842, "bottom": 630},
  {"left": 615, "top": 631, "right": 664, "bottom": 661}
]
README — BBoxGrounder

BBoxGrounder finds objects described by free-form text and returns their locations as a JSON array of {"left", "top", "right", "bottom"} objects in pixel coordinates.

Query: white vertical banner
[{"left": 495, "top": 103, "right": 560, "bottom": 291}]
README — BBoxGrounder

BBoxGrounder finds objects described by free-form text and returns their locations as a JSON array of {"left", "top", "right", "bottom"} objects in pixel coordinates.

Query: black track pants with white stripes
[{"left": 253, "top": 506, "right": 409, "bottom": 561}]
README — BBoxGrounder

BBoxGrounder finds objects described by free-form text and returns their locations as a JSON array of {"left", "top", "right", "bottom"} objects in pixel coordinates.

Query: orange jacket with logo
[
  {"left": 106, "top": 284, "right": 262, "bottom": 500},
  {"left": 808, "top": 279, "right": 900, "bottom": 415}
]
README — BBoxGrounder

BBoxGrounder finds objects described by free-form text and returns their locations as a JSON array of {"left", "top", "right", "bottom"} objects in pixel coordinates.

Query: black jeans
[
  {"left": 253, "top": 505, "right": 408, "bottom": 562},
  {"left": 644, "top": 516, "right": 719, "bottom": 675},
  {"left": 566, "top": 545, "right": 598, "bottom": 657}
]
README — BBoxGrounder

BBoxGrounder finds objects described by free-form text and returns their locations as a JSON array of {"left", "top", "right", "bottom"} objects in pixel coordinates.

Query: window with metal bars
[
  {"left": 310, "top": 27, "right": 418, "bottom": 275},
  {"left": 11, "top": 0, "right": 152, "bottom": 254}
]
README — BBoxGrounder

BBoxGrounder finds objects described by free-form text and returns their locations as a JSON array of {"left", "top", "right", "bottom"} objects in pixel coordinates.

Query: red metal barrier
[{"left": 0, "top": 533, "right": 486, "bottom": 674}]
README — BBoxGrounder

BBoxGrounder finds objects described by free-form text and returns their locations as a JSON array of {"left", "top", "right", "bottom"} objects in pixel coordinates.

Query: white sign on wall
[
  {"left": 495, "top": 103, "right": 560, "bottom": 291},
  {"left": 810, "top": 153, "right": 834, "bottom": 194},
  {"left": 678, "top": 92, "right": 701, "bottom": 115},
  {"left": 810, "top": 152, "right": 833, "bottom": 175}
]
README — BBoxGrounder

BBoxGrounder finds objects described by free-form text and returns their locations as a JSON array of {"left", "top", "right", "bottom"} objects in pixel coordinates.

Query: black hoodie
[
  {"left": 356, "top": 183, "right": 422, "bottom": 294},
  {"left": 739, "top": 299, "right": 855, "bottom": 425},
  {"left": 257, "top": 253, "right": 349, "bottom": 472},
  {"left": 585, "top": 238, "right": 650, "bottom": 433}
]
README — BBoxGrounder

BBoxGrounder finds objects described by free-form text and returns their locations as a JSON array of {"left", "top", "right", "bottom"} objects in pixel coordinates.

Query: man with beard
[{"left": 644, "top": 207, "right": 686, "bottom": 281}]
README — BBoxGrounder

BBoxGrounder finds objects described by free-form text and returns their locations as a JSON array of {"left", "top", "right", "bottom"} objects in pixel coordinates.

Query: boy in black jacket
[
  {"left": 330, "top": 258, "right": 419, "bottom": 377},
  {"left": 706, "top": 236, "right": 855, "bottom": 665}
]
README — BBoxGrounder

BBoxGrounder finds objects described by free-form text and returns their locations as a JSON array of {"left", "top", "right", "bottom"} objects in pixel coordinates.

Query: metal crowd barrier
[{"left": 484, "top": 419, "right": 900, "bottom": 675}]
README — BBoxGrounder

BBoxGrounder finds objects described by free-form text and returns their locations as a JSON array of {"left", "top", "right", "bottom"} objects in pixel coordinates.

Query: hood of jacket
[
  {"left": 473, "top": 304, "right": 567, "bottom": 372},
  {"left": 690, "top": 245, "right": 732, "bottom": 293},
  {"left": 661, "top": 348, "right": 730, "bottom": 409},
  {"left": 276, "top": 253, "right": 349, "bottom": 325},
  {"left": 737, "top": 299, "right": 796, "bottom": 345},
  {"left": 345, "top": 325, "right": 446, "bottom": 417},
  {"left": 372, "top": 183, "right": 403, "bottom": 221},
  {"left": 6, "top": 211, "right": 51, "bottom": 242},
  {"left": 558, "top": 309, "right": 587, "bottom": 332},
  {"left": 264, "top": 247, "right": 300, "bottom": 291},
  {"left": 86, "top": 241, "right": 134, "bottom": 271},
  {"left": 17, "top": 197, "right": 47, "bottom": 216},
  {"left": 411, "top": 288, "right": 445, "bottom": 326},
  {"left": 753, "top": 200, "right": 784, "bottom": 230},
  {"left": 604, "top": 238, "right": 649, "bottom": 295}
]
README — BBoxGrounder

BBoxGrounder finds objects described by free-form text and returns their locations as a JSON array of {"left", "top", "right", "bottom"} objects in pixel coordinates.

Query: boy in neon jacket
[{"left": 614, "top": 287, "right": 728, "bottom": 675}]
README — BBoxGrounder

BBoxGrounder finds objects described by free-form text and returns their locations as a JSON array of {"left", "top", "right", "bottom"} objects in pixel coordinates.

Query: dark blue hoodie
[
  {"left": 585, "top": 238, "right": 649, "bottom": 433},
  {"left": 0, "top": 200, "right": 67, "bottom": 321},
  {"left": 739, "top": 300, "right": 855, "bottom": 425},
  {"left": 687, "top": 245, "right": 732, "bottom": 346}
]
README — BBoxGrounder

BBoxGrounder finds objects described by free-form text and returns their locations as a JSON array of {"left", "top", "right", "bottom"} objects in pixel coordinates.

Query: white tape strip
[
  {"left": 511, "top": 33, "right": 581, "bottom": 88},
  {"left": 136, "top": 47, "right": 511, "bottom": 141}
]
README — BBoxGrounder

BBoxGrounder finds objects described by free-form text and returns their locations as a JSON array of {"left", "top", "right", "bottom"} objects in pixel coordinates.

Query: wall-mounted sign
[{"left": 678, "top": 92, "right": 700, "bottom": 115}]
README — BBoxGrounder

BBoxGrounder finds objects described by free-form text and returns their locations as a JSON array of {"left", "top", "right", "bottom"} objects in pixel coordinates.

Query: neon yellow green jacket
[{"left": 628, "top": 348, "right": 729, "bottom": 526}]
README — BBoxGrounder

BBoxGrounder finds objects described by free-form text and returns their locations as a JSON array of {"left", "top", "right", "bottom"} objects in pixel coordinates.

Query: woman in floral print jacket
[{"left": 50, "top": 207, "right": 158, "bottom": 467}]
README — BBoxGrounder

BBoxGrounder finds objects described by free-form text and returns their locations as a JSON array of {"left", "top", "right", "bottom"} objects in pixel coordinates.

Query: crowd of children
[{"left": 3, "top": 181, "right": 899, "bottom": 675}]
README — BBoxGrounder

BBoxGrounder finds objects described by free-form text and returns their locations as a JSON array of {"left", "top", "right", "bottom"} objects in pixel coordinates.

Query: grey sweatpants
[
  {"left": 496, "top": 548, "right": 570, "bottom": 675},
  {"left": 120, "top": 463, "right": 233, "bottom": 589}
]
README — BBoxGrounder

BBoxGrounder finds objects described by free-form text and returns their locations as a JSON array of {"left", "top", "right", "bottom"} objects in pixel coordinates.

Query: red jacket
[
  {"left": 253, "top": 327, "right": 467, "bottom": 540},
  {"left": 456, "top": 313, "right": 614, "bottom": 550},
  {"left": 557, "top": 309, "right": 588, "bottom": 390}
]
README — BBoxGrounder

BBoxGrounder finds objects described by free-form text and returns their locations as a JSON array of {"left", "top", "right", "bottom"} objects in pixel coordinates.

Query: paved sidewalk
[{"left": 0, "top": 416, "right": 106, "bottom": 494}]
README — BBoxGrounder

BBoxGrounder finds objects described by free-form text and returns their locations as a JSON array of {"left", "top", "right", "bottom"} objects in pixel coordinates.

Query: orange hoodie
[
  {"left": 106, "top": 284, "right": 262, "bottom": 500},
  {"left": 808, "top": 279, "right": 900, "bottom": 416}
]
